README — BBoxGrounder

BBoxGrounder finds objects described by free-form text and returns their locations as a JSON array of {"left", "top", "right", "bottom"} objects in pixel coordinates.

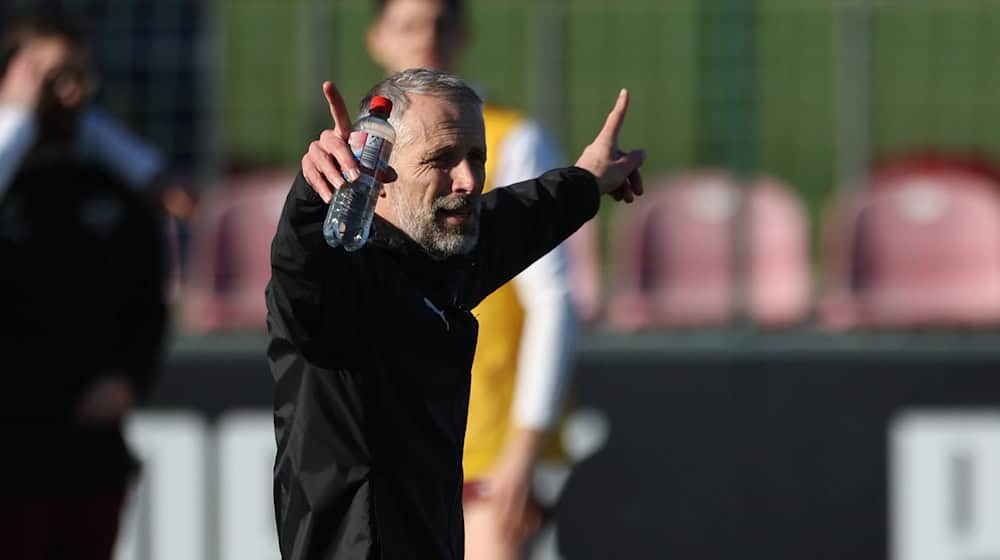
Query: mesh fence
[
  {"left": 3, "top": 0, "right": 999, "bottom": 252},
  {"left": 0, "top": 0, "right": 212, "bottom": 172}
]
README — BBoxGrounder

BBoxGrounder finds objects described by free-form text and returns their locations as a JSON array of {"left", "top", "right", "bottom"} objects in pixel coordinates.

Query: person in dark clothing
[
  {"left": 0, "top": 18, "right": 167, "bottom": 560},
  {"left": 267, "top": 68, "right": 644, "bottom": 559}
]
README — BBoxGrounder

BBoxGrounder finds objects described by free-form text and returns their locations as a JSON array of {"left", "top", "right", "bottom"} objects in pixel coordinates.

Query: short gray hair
[{"left": 359, "top": 68, "right": 482, "bottom": 145}]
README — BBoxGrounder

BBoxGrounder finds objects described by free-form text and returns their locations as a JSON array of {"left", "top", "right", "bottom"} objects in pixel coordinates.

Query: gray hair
[{"left": 359, "top": 68, "right": 482, "bottom": 146}]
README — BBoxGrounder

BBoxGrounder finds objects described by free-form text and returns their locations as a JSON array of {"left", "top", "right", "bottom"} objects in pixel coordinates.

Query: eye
[
  {"left": 468, "top": 149, "right": 486, "bottom": 166},
  {"left": 423, "top": 149, "right": 460, "bottom": 169},
  {"left": 430, "top": 155, "right": 458, "bottom": 169}
]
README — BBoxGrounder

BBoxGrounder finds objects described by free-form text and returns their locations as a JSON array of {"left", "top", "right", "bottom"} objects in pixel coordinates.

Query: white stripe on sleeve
[
  {"left": 75, "top": 106, "right": 165, "bottom": 189},
  {"left": 0, "top": 105, "right": 38, "bottom": 201}
]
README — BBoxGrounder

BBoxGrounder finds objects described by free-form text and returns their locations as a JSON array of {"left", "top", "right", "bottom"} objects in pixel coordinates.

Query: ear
[{"left": 373, "top": 185, "right": 397, "bottom": 225}]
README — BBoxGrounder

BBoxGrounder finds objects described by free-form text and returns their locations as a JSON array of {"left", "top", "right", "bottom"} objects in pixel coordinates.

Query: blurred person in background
[
  {"left": 1, "top": 8, "right": 193, "bottom": 295},
  {"left": 0, "top": 17, "right": 167, "bottom": 560},
  {"left": 367, "top": 1, "right": 594, "bottom": 556},
  {"left": 0, "top": 13, "right": 178, "bottom": 199}
]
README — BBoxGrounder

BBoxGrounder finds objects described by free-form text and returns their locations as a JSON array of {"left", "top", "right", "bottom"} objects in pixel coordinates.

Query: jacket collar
[
  {"left": 369, "top": 214, "right": 435, "bottom": 258},
  {"left": 368, "top": 214, "right": 476, "bottom": 309}
]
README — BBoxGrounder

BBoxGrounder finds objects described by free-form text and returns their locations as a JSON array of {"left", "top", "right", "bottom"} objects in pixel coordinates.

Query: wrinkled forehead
[{"left": 400, "top": 94, "right": 484, "bottom": 149}]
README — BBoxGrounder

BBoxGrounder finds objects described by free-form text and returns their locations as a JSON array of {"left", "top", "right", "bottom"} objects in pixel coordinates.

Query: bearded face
[
  {"left": 392, "top": 188, "right": 480, "bottom": 259},
  {"left": 378, "top": 93, "right": 486, "bottom": 259}
]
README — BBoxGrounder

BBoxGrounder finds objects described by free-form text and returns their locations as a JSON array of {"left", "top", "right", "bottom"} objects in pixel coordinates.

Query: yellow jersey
[{"left": 463, "top": 104, "right": 568, "bottom": 480}]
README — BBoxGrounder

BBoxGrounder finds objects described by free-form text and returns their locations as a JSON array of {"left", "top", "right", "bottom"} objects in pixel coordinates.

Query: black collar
[
  {"left": 368, "top": 214, "right": 425, "bottom": 256},
  {"left": 368, "top": 214, "right": 476, "bottom": 309},
  {"left": 368, "top": 215, "right": 475, "bottom": 266}
]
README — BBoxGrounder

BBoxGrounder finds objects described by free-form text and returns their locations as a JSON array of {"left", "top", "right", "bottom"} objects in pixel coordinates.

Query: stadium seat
[
  {"left": 606, "top": 171, "right": 811, "bottom": 330},
  {"left": 819, "top": 167, "right": 1000, "bottom": 329},
  {"left": 747, "top": 176, "right": 812, "bottom": 326},
  {"left": 182, "top": 169, "right": 293, "bottom": 332}
]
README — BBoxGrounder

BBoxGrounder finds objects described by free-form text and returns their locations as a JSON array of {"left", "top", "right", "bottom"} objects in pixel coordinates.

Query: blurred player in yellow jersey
[{"left": 367, "top": 1, "right": 595, "bottom": 557}]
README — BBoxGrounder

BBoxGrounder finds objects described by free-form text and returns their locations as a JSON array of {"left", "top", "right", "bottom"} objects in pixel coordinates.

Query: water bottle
[{"left": 323, "top": 95, "right": 395, "bottom": 250}]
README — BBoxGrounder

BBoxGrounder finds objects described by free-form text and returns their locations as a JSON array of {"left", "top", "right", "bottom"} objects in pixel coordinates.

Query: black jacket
[
  {"left": 0, "top": 161, "right": 167, "bottom": 492},
  {"left": 266, "top": 167, "right": 598, "bottom": 559}
]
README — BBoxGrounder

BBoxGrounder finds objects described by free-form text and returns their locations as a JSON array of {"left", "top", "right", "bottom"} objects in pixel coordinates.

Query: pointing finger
[
  {"left": 323, "top": 81, "right": 353, "bottom": 139},
  {"left": 597, "top": 88, "right": 630, "bottom": 145}
]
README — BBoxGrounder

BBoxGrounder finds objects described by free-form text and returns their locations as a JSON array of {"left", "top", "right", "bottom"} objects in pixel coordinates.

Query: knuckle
[{"left": 320, "top": 129, "right": 334, "bottom": 142}]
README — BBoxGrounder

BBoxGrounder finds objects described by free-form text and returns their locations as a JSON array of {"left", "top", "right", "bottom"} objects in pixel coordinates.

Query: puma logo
[{"left": 423, "top": 297, "right": 450, "bottom": 331}]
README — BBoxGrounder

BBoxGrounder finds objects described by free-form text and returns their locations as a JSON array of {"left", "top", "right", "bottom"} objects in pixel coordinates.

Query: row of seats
[
  {"left": 606, "top": 172, "right": 811, "bottom": 330},
  {"left": 178, "top": 159, "right": 1000, "bottom": 332}
]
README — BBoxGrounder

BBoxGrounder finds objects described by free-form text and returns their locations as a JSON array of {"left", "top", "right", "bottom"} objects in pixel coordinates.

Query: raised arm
[
  {"left": 470, "top": 89, "right": 646, "bottom": 303},
  {"left": 0, "top": 47, "right": 44, "bottom": 199},
  {"left": 266, "top": 171, "right": 348, "bottom": 367},
  {"left": 267, "top": 82, "right": 395, "bottom": 367}
]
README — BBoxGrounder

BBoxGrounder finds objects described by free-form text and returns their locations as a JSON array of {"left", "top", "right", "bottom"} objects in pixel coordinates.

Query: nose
[
  {"left": 414, "top": 26, "right": 436, "bottom": 55},
  {"left": 450, "top": 159, "right": 478, "bottom": 195}
]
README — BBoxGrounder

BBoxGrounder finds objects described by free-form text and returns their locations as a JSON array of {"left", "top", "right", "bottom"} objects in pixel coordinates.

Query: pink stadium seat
[
  {"left": 819, "top": 168, "right": 1000, "bottom": 329},
  {"left": 607, "top": 171, "right": 811, "bottom": 330},
  {"left": 182, "top": 169, "right": 293, "bottom": 332},
  {"left": 747, "top": 177, "right": 812, "bottom": 326}
]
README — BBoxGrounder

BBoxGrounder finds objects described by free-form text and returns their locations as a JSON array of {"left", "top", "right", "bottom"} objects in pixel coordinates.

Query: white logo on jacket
[{"left": 423, "top": 297, "right": 450, "bottom": 331}]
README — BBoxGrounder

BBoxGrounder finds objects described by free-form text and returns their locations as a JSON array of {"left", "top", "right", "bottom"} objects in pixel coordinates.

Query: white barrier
[
  {"left": 891, "top": 411, "right": 1000, "bottom": 560},
  {"left": 114, "top": 408, "right": 1000, "bottom": 560},
  {"left": 115, "top": 411, "right": 279, "bottom": 560}
]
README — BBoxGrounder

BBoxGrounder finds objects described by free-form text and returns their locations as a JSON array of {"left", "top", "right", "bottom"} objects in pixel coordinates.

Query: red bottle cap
[{"left": 369, "top": 96, "right": 392, "bottom": 116}]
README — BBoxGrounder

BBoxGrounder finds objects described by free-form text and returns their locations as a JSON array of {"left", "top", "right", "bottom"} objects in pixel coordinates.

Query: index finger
[
  {"left": 323, "top": 81, "right": 353, "bottom": 139},
  {"left": 597, "top": 88, "right": 630, "bottom": 145}
]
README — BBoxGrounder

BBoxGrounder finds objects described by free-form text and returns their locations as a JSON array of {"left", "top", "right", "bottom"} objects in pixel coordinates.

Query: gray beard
[{"left": 393, "top": 193, "right": 480, "bottom": 260}]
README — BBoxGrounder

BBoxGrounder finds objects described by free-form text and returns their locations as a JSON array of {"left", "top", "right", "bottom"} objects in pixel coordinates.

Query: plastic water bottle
[{"left": 323, "top": 95, "right": 395, "bottom": 250}]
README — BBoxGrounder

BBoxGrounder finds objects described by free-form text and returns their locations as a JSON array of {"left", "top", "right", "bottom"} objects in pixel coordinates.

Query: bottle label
[{"left": 348, "top": 131, "right": 393, "bottom": 181}]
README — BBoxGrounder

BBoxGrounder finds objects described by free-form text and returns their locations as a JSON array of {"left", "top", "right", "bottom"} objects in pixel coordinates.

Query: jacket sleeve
[
  {"left": 74, "top": 106, "right": 165, "bottom": 189},
  {"left": 266, "top": 172, "right": 355, "bottom": 369},
  {"left": 469, "top": 166, "right": 600, "bottom": 306}
]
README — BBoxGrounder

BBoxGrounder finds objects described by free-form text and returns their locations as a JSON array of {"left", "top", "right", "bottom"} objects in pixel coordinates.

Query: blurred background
[{"left": 3, "top": 0, "right": 1000, "bottom": 559}]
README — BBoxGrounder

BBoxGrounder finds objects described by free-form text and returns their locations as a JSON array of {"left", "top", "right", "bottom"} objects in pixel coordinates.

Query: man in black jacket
[
  {"left": 267, "top": 68, "right": 643, "bottom": 559},
  {"left": 0, "top": 18, "right": 167, "bottom": 560}
]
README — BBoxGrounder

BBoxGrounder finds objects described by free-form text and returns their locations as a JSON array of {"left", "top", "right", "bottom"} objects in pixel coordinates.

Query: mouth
[{"left": 437, "top": 207, "right": 473, "bottom": 225}]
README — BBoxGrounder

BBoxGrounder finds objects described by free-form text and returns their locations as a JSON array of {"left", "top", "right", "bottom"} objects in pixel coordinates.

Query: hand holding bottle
[{"left": 302, "top": 81, "right": 398, "bottom": 204}]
